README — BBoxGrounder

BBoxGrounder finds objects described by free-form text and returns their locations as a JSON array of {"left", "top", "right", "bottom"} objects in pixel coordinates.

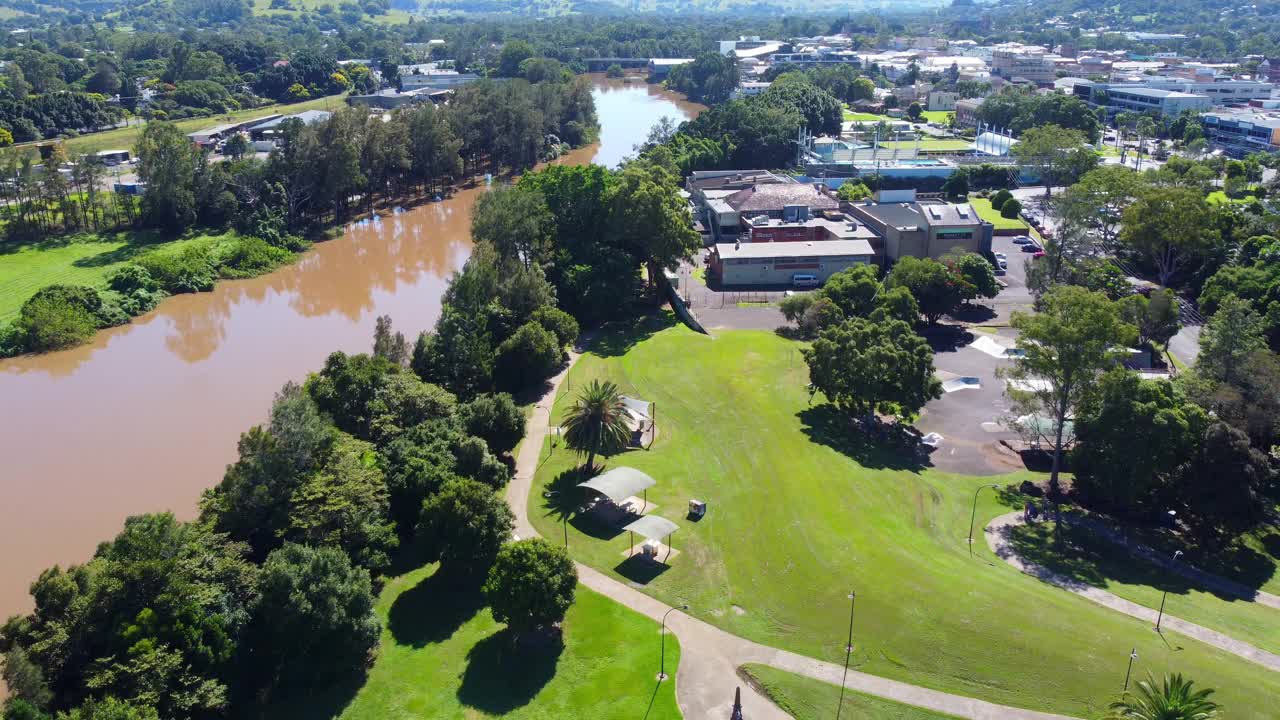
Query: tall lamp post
[
  {"left": 659, "top": 604, "right": 687, "bottom": 681},
  {"left": 968, "top": 484, "right": 1000, "bottom": 557},
  {"left": 1123, "top": 647, "right": 1139, "bottom": 692},
  {"left": 1154, "top": 550, "right": 1183, "bottom": 632},
  {"left": 835, "top": 591, "right": 856, "bottom": 720}
]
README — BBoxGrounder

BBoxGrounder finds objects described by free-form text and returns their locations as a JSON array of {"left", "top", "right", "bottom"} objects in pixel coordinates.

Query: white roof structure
[
  {"left": 620, "top": 396, "right": 652, "bottom": 425},
  {"left": 577, "top": 467, "right": 656, "bottom": 503},
  {"left": 714, "top": 239, "right": 875, "bottom": 260},
  {"left": 623, "top": 514, "right": 679, "bottom": 541}
]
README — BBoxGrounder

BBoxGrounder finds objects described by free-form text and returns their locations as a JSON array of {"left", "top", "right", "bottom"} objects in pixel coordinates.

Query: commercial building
[
  {"left": 731, "top": 81, "right": 771, "bottom": 99},
  {"left": 848, "top": 200, "right": 993, "bottom": 261},
  {"left": 247, "top": 110, "right": 333, "bottom": 141},
  {"left": 991, "top": 48, "right": 1056, "bottom": 85},
  {"left": 1072, "top": 81, "right": 1211, "bottom": 118},
  {"left": 927, "top": 91, "right": 959, "bottom": 111},
  {"left": 1201, "top": 109, "right": 1280, "bottom": 156},
  {"left": 955, "top": 97, "right": 985, "bottom": 128},
  {"left": 398, "top": 67, "right": 480, "bottom": 91},
  {"left": 710, "top": 239, "right": 875, "bottom": 286}
]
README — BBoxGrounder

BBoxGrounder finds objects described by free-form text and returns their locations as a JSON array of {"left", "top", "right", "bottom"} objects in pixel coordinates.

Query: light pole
[
  {"left": 1123, "top": 647, "right": 1138, "bottom": 691},
  {"left": 968, "top": 484, "right": 1000, "bottom": 557},
  {"left": 659, "top": 604, "right": 687, "bottom": 681},
  {"left": 1154, "top": 550, "right": 1183, "bottom": 632},
  {"left": 835, "top": 591, "right": 856, "bottom": 720}
]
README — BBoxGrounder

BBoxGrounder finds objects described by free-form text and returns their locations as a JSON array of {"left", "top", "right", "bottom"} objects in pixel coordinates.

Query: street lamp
[
  {"left": 1123, "top": 647, "right": 1138, "bottom": 691},
  {"left": 659, "top": 604, "right": 687, "bottom": 681},
  {"left": 968, "top": 484, "right": 1000, "bottom": 557},
  {"left": 1154, "top": 550, "right": 1183, "bottom": 633},
  {"left": 835, "top": 591, "right": 856, "bottom": 720}
]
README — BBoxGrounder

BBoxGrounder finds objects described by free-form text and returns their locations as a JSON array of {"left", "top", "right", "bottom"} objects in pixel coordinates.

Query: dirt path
[
  {"left": 986, "top": 512, "right": 1280, "bottom": 673},
  {"left": 505, "top": 338, "right": 1077, "bottom": 720}
]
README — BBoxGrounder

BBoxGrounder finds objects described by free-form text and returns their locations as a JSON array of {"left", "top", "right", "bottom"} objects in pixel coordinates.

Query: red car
[{"left": 1032, "top": 250, "right": 1046, "bottom": 258}]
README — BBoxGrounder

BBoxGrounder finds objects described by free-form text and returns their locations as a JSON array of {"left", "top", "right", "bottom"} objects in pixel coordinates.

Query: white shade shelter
[
  {"left": 577, "top": 467, "right": 656, "bottom": 511},
  {"left": 623, "top": 514, "right": 679, "bottom": 560}
]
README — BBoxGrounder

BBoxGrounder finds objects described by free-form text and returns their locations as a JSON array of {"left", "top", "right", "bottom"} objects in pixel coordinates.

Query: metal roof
[
  {"left": 715, "top": 239, "right": 875, "bottom": 260},
  {"left": 577, "top": 467, "right": 656, "bottom": 503},
  {"left": 623, "top": 514, "right": 679, "bottom": 540}
]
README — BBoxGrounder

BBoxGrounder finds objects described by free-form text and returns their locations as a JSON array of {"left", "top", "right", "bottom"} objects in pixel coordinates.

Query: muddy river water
[{"left": 0, "top": 77, "right": 700, "bottom": 619}]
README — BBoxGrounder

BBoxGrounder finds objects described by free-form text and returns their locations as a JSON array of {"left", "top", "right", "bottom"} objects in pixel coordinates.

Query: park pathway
[
  {"left": 506, "top": 341, "right": 1076, "bottom": 720},
  {"left": 986, "top": 512, "right": 1280, "bottom": 673}
]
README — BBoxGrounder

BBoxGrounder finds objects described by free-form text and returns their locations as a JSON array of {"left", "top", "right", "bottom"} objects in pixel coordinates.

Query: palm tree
[
  {"left": 1109, "top": 673, "right": 1220, "bottom": 720},
  {"left": 561, "top": 379, "right": 632, "bottom": 472}
]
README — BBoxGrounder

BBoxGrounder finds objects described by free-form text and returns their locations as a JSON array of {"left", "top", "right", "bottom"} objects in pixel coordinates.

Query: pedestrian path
[
  {"left": 506, "top": 339, "right": 1077, "bottom": 720},
  {"left": 986, "top": 512, "right": 1280, "bottom": 673}
]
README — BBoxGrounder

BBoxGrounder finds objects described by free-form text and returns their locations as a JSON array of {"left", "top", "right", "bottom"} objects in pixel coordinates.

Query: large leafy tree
[
  {"left": 561, "top": 379, "right": 632, "bottom": 472},
  {"left": 885, "top": 256, "right": 965, "bottom": 325},
  {"left": 1119, "top": 289, "right": 1180, "bottom": 349},
  {"left": 1058, "top": 165, "right": 1143, "bottom": 251},
  {"left": 1073, "top": 370, "right": 1207, "bottom": 514},
  {"left": 245, "top": 543, "right": 380, "bottom": 698},
  {"left": 458, "top": 393, "right": 526, "bottom": 456},
  {"left": 1004, "top": 286, "right": 1136, "bottom": 495},
  {"left": 416, "top": 478, "right": 514, "bottom": 576},
  {"left": 607, "top": 158, "right": 701, "bottom": 281},
  {"left": 758, "top": 78, "right": 843, "bottom": 135},
  {"left": 1108, "top": 673, "right": 1220, "bottom": 720},
  {"left": 803, "top": 316, "right": 942, "bottom": 420},
  {"left": 135, "top": 121, "right": 203, "bottom": 233},
  {"left": 483, "top": 539, "right": 578, "bottom": 636},
  {"left": 1175, "top": 422, "right": 1274, "bottom": 545},
  {"left": 1010, "top": 124, "right": 1099, "bottom": 199},
  {"left": 818, "top": 264, "right": 881, "bottom": 318},
  {"left": 1118, "top": 186, "right": 1213, "bottom": 287},
  {"left": 1195, "top": 295, "right": 1267, "bottom": 386},
  {"left": 471, "top": 186, "right": 553, "bottom": 269}
]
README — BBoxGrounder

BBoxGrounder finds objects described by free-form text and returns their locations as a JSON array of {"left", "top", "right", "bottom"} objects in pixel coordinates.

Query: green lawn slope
[
  {"left": 527, "top": 319, "right": 1280, "bottom": 718},
  {"left": 741, "top": 664, "right": 960, "bottom": 720}
]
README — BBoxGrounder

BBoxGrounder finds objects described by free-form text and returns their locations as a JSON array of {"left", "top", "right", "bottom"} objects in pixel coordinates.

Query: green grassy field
[
  {"left": 278, "top": 564, "right": 682, "bottom": 720},
  {"left": 0, "top": 231, "right": 230, "bottom": 321},
  {"left": 843, "top": 111, "right": 896, "bottom": 123},
  {"left": 969, "top": 197, "right": 1030, "bottom": 231},
  {"left": 920, "top": 111, "right": 954, "bottom": 124},
  {"left": 1207, "top": 189, "right": 1262, "bottom": 205},
  {"left": 1010, "top": 522, "right": 1280, "bottom": 655},
  {"left": 250, "top": 0, "right": 415, "bottom": 23},
  {"left": 13, "top": 93, "right": 346, "bottom": 158},
  {"left": 528, "top": 319, "right": 1280, "bottom": 718},
  {"left": 741, "top": 664, "right": 960, "bottom": 720}
]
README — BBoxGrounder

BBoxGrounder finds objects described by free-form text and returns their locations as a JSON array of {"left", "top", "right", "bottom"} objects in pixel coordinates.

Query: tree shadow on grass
[
  {"left": 457, "top": 628, "right": 563, "bottom": 714},
  {"left": 70, "top": 241, "right": 163, "bottom": 268},
  {"left": 541, "top": 465, "right": 626, "bottom": 540},
  {"left": 252, "top": 674, "right": 366, "bottom": 720},
  {"left": 797, "top": 405, "right": 931, "bottom": 473},
  {"left": 587, "top": 311, "right": 678, "bottom": 358},
  {"left": 387, "top": 568, "right": 485, "bottom": 648}
]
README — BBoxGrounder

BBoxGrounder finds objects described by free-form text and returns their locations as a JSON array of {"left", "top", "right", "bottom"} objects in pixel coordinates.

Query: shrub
[
  {"left": 779, "top": 292, "right": 815, "bottom": 324},
  {"left": 493, "top": 321, "right": 561, "bottom": 392},
  {"left": 107, "top": 265, "right": 166, "bottom": 316},
  {"left": 989, "top": 189, "right": 1013, "bottom": 211},
  {"left": 13, "top": 285, "right": 104, "bottom": 352},
  {"left": 605, "top": 63, "right": 625, "bottom": 78},
  {"left": 800, "top": 296, "right": 844, "bottom": 336},
  {"left": 836, "top": 182, "right": 871, "bottom": 203},
  {"left": 999, "top": 198, "right": 1022, "bottom": 219},
  {"left": 217, "top": 236, "right": 293, "bottom": 279},
  {"left": 458, "top": 393, "right": 526, "bottom": 455},
  {"left": 532, "top": 306, "right": 579, "bottom": 348},
  {"left": 136, "top": 245, "right": 217, "bottom": 293}
]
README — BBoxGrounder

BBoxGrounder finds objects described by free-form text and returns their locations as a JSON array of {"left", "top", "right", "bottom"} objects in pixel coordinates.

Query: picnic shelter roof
[
  {"left": 577, "top": 467, "right": 656, "bottom": 503},
  {"left": 623, "top": 514, "right": 679, "bottom": 540}
]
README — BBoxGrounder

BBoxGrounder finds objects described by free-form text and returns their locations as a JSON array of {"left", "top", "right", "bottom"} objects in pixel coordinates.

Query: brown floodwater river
[{"left": 0, "top": 77, "right": 700, "bottom": 620}]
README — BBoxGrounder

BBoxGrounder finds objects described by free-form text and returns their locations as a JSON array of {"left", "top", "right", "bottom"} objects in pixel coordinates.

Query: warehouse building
[
  {"left": 710, "top": 239, "right": 874, "bottom": 287},
  {"left": 849, "top": 201, "right": 993, "bottom": 260}
]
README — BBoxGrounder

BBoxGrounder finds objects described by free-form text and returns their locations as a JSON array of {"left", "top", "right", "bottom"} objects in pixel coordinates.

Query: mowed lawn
[
  {"left": 741, "top": 664, "right": 960, "bottom": 720},
  {"left": 0, "top": 231, "right": 229, "bottom": 321},
  {"left": 286, "top": 564, "right": 682, "bottom": 720},
  {"left": 1010, "top": 521, "right": 1280, "bottom": 655},
  {"left": 844, "top": 110, "right": 895, "bottom": 122},
  {"left": 920, "top": 110, "right": 954, "bottom": 124},
  {"left": 969, "top": 197, "right": 1030, "bottom": 232},
  {"left": 527, "top": 320, "right": 1280, "bottom": 718}
]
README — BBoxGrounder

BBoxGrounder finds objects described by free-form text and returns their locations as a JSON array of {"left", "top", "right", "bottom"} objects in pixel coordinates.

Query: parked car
[
  {"left": 1032, "top": 250, "right": 1046, "bottom": 258},
  {"left": 1021, "top": 242, "right": 1042, "bottom": 253},
  {"left": 792, "top": 274, "right": 820, "bottom": 288},
  {"left": 1012, "top": 236, "right": 1034, "bottom": 245}
]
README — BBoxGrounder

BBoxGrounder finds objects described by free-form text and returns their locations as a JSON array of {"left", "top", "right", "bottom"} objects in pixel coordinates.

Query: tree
[
  {"left": 458, "top": 393, "right": 526, "bottom": 455},
  {"left": 801, "top": 296, "right": 845, "bottom": 336},
  {"left": 1119, "top": 289, "right": 1180, "bottom": 348},
  {"left": 471, "top": 186, "right": 552, "bottom": 268},
  {"left": 1073, "top": 370, "right": 1207, "bottom": 514},
  {"left": 999, "top": 198, "right": 1022, "bottom": 219},
  {"left": 836, "top": 182, "right": 871, "bottom": 203},
  {"left": 1118, "top": 187, "right": 1213, "bottom": 287},
  {"left": 607, "top": 159, "right": 700, "bottom": 281},
  {"left": 1175, "top": 422, "right": 1273, "bottom": 545},
  {"left": 819, "top": 263, "right": 880, "bottom": 318},
  {"left": 1196, "top": 295, "right": 1267, "bottom": 386},
  {"left": 12, "top": 285, "right": 103, "bottom": 352},
  {"left": 1108, "top": 673, "right": 1219, "bottom": 720},
  {"left": 307, "top": 351, "right": 397, "bottom": 438},
  {"left": 248, "top": 543, "right": 380, "bottom": 694},
  {"left": 779, "top": 292, "right": 815, "bottom": 326},
  {"left": 1058, "top": 165, "right": 1142, "bottom": 251},
  {"left": 885, "top": 257, "right": 965, "bottom": 325},
  {"left": 533, "top": 306, "right": 579, "bottom": 348},
  {"left": 493, "top": 321, "right": 561, "bottom": 393},
  {"left": 989, "top": 189, "right": 1013, "bottom": 212},
  {"left": 496, "top": 40, "right": 535, "bottom": 78},
  {"left": 605, "top": 63, "right": 624, "bottom": 78},
  {"left": 1010, "top": 124, "right": 1098, "bottom": 199},
  {"left": 561, "top": 379, "right": 632, "bottom": 471},
  {"left": 947, "top": 252, "right": 999, "bottom": 301},
  {"left": 135, "top": 122, "right": 202, "bottom": 233},
  {"left": 906, "top": 102, "right": 923, "bottom": 122},
  {"left": 803, "top": 316, "right": 942, "bottom": 420},
  {"left": 416, "top": 478, "right": 514, "bottom": 576},
  {"left": 372, "top": 315, "right": 410, "bottom": 367},
  {"left": 1004, "top": 286, "right": 1136, "bottom": 494},
  {"left": 940, "top": 172, "right": 968, "bottom": 199},
  {"left": 483, "top": 539, "right": 578, "bottom": 636},
  {"left": 759, "top": 80, "right": 844, "bottom": 136},
  {"left": 222, "top": 132, "right": 249, "bottom": 161}
]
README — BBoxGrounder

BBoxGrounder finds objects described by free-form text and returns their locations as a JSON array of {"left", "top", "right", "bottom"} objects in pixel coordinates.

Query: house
[
  {"left": 848, "top": 200, "right": 993, "bottom": 261},
  {"left": 709, "top": 239, "right": 875, "bottom": 286}
]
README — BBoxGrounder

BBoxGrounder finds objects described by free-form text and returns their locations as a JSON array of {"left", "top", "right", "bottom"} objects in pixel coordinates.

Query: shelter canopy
[
  {"left": 577, "top": 467, "right": 656, "bottom": 503},
  {"left": 622, "top": 514, "right": 679, "bottom": 540}
]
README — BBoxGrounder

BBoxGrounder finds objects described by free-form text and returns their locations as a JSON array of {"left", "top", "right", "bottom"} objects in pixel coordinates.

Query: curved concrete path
[
  {"left": 506, "top": 342, "right": 1075, "bottom": 720},
  {"left": 986, "top": 512, "right": 1280, "bottom": 673}
]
